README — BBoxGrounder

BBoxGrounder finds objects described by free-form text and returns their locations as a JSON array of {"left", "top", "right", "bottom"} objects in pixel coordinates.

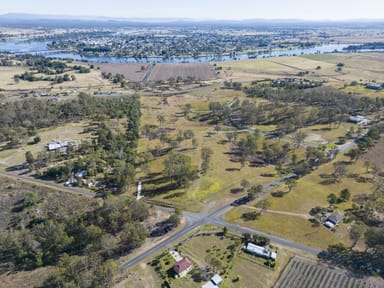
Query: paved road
[
  {"left": 0, "top": 170, "right": 95, "bottom": 197},
  {"left": 118, "top": 174, "right": 320, "bottom": 272}
]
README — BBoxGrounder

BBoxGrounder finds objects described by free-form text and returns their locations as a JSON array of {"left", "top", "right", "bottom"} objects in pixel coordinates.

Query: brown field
[
  {"left": 149, "top": 63, "right": 217, "bottom": 82},
  {"left": 95, "top": 63, "right": 150, "bottom": 82},
  {"left": 361, "top": 137, "right": 384, "bottom": 170},
  {"left": 275, "top": 256, "right": 382, "bottom": 288}
]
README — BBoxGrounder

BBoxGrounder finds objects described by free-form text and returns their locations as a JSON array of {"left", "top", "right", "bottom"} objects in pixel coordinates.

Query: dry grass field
[
  {"left": 266, "top": 154, "right": 374, "bottom": 214},
  {"left": 275, "top": 256, "right": 382, "bottom": 288},
  {"left": 0, "top": 65, "right": 111, "bottom": 91},
  {"left": 361, "top": 137, "right": 384, "bottom": 170},
  {"left": 149, "top": 63, "right": 217, "bottom": 82},
  {"left": 218, "top": 53, "right": 384, "bottom": 95},
  {"left": 225, "top": 208, "right": 348, "bottom": 250},
  {"left": 95, "top": 63, "right": 150, "bottom": 82}
]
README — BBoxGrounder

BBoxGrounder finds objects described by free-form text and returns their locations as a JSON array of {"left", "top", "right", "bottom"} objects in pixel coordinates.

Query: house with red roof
[{"left": 173, "top": 257, "right": 192, "bottom": 278}]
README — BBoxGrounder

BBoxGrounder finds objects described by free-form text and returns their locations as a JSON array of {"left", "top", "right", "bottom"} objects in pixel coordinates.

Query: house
[
  {"left": 325, "top": 211, "right": 345, "bottom": 229},
  {"left": 173, "top": 257, "right": 192, "bottom": 278},
  {"left": 349, "top": 115, "right": 369, "bottom": 126},
  {"left": 244, "top": 242, "right": 277, "bottom": 260},
  {"left": 47, "top": 141, "right": 68, "bottom": 151},
  {"left": 46, "top": 140, "right": 79, "bottom": 153}
]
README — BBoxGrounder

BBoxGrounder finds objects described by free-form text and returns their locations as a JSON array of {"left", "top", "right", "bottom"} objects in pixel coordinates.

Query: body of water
[{"left": 0, "top": 39, "right": 375, "bottom": 63}]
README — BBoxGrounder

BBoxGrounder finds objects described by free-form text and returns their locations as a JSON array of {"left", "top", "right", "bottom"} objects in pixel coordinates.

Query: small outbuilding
[
  {"left": 173, "top": 257, "right": 192, "bottom": 278},
  {"left": 211, "top": 274, "right": 223, "bottom": 286}
]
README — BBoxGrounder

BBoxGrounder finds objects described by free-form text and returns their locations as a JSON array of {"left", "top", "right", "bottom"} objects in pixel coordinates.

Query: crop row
[{"left": 274, "top": 257, "right": 376, "bottom": 288}]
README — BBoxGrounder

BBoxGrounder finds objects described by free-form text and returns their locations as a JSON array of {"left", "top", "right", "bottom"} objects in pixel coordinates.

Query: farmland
[
  {"left": 148, "top": 63, "right": 217, "bottom": 82},
  {"left": 275, "top": 256, "right": 381, "bottom": 288}
]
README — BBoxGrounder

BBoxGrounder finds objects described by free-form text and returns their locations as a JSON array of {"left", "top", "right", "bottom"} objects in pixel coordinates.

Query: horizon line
[{"left": 1, "top": 12, "right": 384, "bottom": 23}]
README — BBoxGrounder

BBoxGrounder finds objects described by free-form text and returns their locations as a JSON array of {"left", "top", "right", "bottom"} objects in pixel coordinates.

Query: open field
[
  {"left": 218, "top": 53, "right": 384, "bottom": 95},
  {"left": 275, "top": 256, "right": 382, "bottom": 288},
  {"left": 0, "top": 65, "right": 110, "bottom": 91},
  {"left": 149, "top": 63, "right": 218, "bottom": 82},
  {"left": 224, "top": 209, "right": 348, "bottom": 250},
  {"left": 139, "top": 91, "right": 282, "bottom": 211},
  {"left": 265, "top": 154, "right": 374, "bottom": 214},
  {"left": 95, "top": 63, "right": 150, "bottom": 82},
  {"left": 0, "top": 267, "right": 53, "bottom": 288}
]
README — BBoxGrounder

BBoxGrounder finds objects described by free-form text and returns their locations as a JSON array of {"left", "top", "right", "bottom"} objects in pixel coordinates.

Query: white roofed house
[{"left": 244, "top": 242, "right": 277, "bottom": 260}]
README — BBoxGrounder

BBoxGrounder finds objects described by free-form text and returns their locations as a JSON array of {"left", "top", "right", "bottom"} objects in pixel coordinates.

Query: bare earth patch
[{"left": 149, "top": 63, "right": 217, "bottom": 82}]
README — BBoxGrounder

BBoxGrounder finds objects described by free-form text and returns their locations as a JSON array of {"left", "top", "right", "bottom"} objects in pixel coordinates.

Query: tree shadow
[
  {"left": 163, "top": 192, "right": 186, "bottom": 199},
  {"left": 271, "top": 191, "right": 288, "bottom": 198}
]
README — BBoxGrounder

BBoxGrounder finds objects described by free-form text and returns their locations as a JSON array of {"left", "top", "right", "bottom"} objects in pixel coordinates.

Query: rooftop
[{"left": 173, "top": 257, "right": 192, "bottom": 274}]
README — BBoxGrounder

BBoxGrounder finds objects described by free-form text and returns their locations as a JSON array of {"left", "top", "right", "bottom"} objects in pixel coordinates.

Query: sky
[{"left": 0, "top": 0, "right": 383, "bottom": 21}]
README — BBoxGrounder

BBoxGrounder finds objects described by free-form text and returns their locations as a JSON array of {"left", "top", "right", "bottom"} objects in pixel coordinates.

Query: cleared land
[
  {"left": 95, "top": 63, "right": 150, "bottom": 82},
  {"left": 149, "top": 63, "right": 217, "bottom": 82},
  {"left": 218, "top": 53, "right": 384, "bottom": 96},
  {"left": 275, "top": 256, "right": 381, "bottom": 288},
  {"left": 361, "top": 137, "right": 384, "bottom": 170}
]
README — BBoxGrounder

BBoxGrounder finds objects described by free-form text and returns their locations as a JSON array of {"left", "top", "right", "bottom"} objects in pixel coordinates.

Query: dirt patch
[
  {"left": 304, "top": 134, "right": 327, "bottom": 145},
  {"left": 361, "top": 137, "right": 384, "bottom": 170},
  {"left": 149, "top": 63, "right": 217, "bottom": 82}
]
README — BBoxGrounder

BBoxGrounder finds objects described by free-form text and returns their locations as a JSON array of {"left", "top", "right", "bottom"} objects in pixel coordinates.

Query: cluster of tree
[
  {"left": 242, "top": 211, "right": 261, "bottom": 221},
  {"left": 345, "top": 124, "right": 384, "bottom": 163},
  {"left": 0, "top": 195, "right": 148, "bottom": 285},
  {"left": 72, "top": 65, "right": 91, "bottom": 73},
  {"left": 343, "top": 42, "right": 384, "bottom": 51},
  {"left": 101, "top": 72, "right": 125, "bottom": 86},
  {"left": 0, "top": 92, "right": 140, "bottom": 143},
  {"left": 327, "top": 188, "right": 351, "bottom": 205},
  {"left": 23, "top": 56, "right": 68, "bottom": 75},
  {"left": 163, "top": 151, "right": 198, "bottom": 188},
  {"left": 242, "top": 233, "right": 270, "bottom": 247},
  {"left": 38, "top": 98, "right": 140, "bottom": 194},
  {"left": 269, "top": 78, "right": 323, "bottom": 89},
  {"left": 14, "top": 71, "right": 75, "bottom": 83},
  {"left": 230, "top": 132, "right": 291, "bottom": 169}
]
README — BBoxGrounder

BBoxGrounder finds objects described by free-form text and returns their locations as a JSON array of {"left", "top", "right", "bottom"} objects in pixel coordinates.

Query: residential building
[
  {"left": 244, "top": 242, "right": 277, "bottom": 260},
  {"left": 325, "top": 211, "right": 345, "bottom": 229},
  {"left": 173, "top": 257, "right": 192, "bottom": 278}
]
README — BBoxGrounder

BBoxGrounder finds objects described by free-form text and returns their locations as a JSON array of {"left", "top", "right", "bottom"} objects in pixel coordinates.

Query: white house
[
  {"left": 349, "top": 115, "right": 369, "bottom": 126},
  {"left": 244, "top": 242, "right": 277, "bottom": 260}
]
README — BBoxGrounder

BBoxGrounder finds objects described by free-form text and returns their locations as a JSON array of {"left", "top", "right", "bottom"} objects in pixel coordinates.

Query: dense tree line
[
  {"left": 0, "top": 92, "right": 140, "bottom": 143},
  {"left": 0, "top": 195, "right": 148, "bottom": 286}
]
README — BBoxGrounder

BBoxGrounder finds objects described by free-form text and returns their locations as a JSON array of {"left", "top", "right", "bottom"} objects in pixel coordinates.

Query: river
[{"left": 0, "top": 39, "right": 372, "bottom": 63}]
